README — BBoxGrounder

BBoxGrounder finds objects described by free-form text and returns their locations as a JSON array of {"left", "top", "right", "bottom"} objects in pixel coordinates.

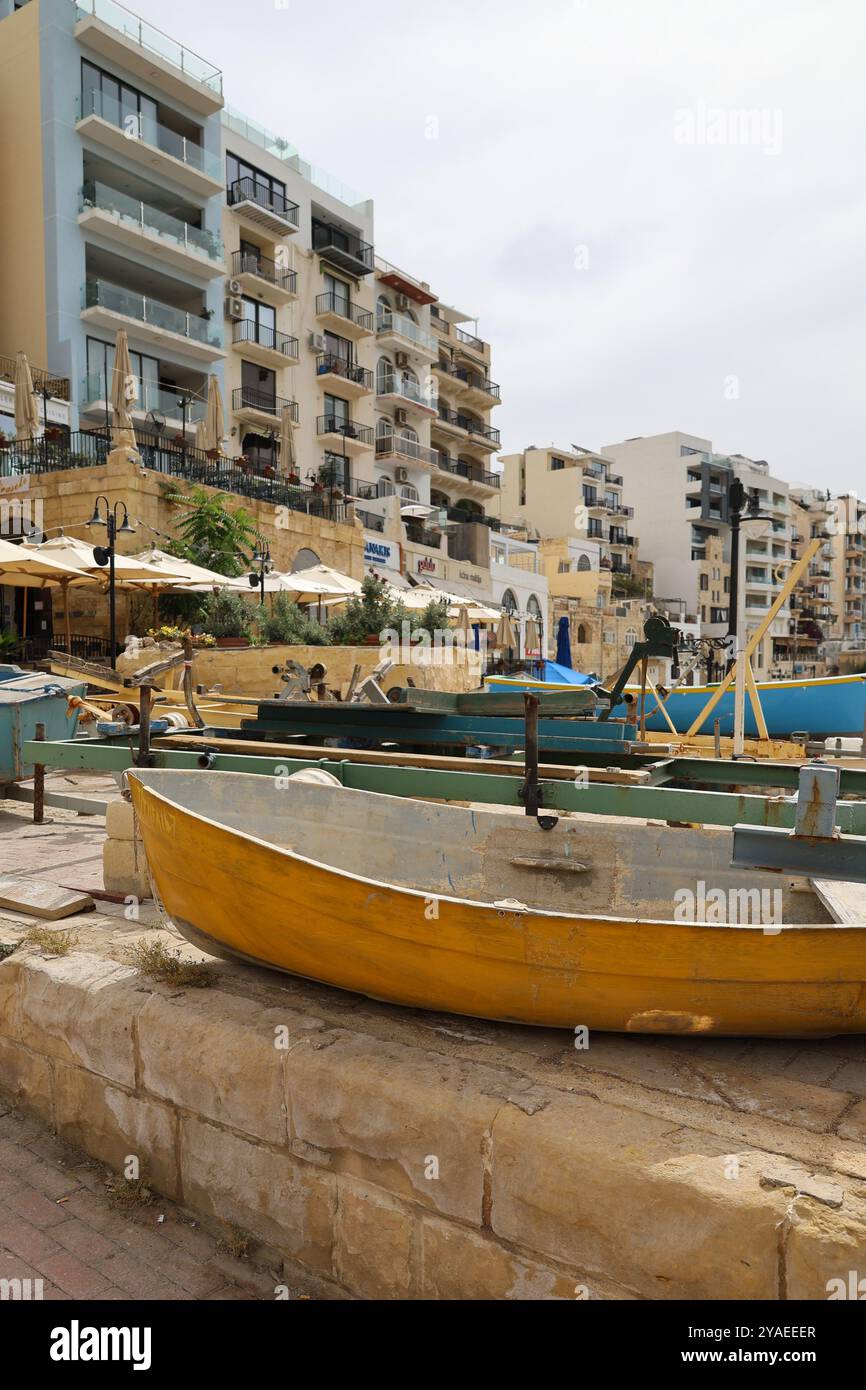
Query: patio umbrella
[
  {"left": 454, "top": 604, "right": 473, "bottom": 644},
  {"left": 0, "top": 537, "right": 97, "bottom": 649},
  {"left": 280, "top": 564, "right": 363, "bottom": 601},
  {"left": 111, "top": 330, "right": 138, "bottom": 450},
  {"left": 524, "top": 616, "right": 540, "bottom": 656},
  {"left": 495, "top": 609, "right": 518, "bottom": 655},
  {"left": 132, "top": 547, "right": 248, "bottom": 591},
  {"left": 194, "top": 419, "right": 207, "bottom": 452},
  {"left": 280, "top": 404, "right": 296, "bottom": 476},
  {"left": 555, "top": 615, "right": 573, "bottom": 669},
  {"left": 14, "top": 351, "right": 40, "bottom": 442},
  {"left": 201, "top": 375, "right": 225, "bottom": 454}
]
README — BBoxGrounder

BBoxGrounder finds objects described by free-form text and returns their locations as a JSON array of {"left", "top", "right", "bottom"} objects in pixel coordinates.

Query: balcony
[
  {"left": 227, "top": 178, "right": 300, "bottom": 237},
  {"left": 314, "top": 355, "right": 374, "bottom": 400},
  {"left": 232, "top": 319, "right": 299, "bottom": 368},
  {"left": 432, "top": 455, "right": 500, "bottom": 493},
  {"left": 312, "top": 223, "right": 374, "bottom": 278},
  {"left": 434, "top": 360, "right": 500, "bottom": 406},
  {"left": 232, "top": 387, "right": 299, "bottom": 430},
  {"left": 75, "top": 91, "right": 222, "bottom": 197},
  {"left": 230, "top": 250, "right": 297, "bottom": 304},
  {"left": 315, "top": 293, "right": 374, "bottom": 341},
  {"left": 376, "top": 371, "right": 437, "bottom": 417},
  {"left": 377, "top": 312, "right": 437, "bottom": 360},
  {"left": 432, "top": 316, "right": 489, "bottom": 360},
  {"left": 375, "top": 433, "right": 439, "bottom": 469},
  {"left": 82, "top": 279, "right": 224, "bottom": 362},
  {"left": 433, "top": 407, "right": 500, "bottom": 450},
  {"left": 316, "top": 417, "right": 374, "bottom": 456},
  {"left": 79, "top": 372, "right": 207, "bottom": 433},
  {"left": 79, "top": 182, "right": 225, "bottom": 277},
  {"left": 0, "top": 355, "right": 69, "bottom": 402},
  {"left": 74, "top": 0, "right": 223, "bottom": 114}
]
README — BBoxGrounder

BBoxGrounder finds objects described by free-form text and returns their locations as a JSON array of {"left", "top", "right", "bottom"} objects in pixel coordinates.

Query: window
[
  {"left": 558, "top": 560, "right": 570, "bottom": 573},
  {"left": 700, "top": 573, "right": 708, "bottom": 590},
  {"left": 241, "top": 361, "right": 276, "bottom": 410},
  {"left": 624, "top": 628, "right": 637, "bottom": 648},
  {"left": 323, "top": 393, "right": 349, "bottom": 429},
  {"left": 86, "top": 337, "right": 160, "bottom": 411},
  {"left": 551, "top": 457, "right": 565, "bottom": 471},
  {"left": 577, "top": 554, "right": 591, "bottom": 572},
  {"left": 325, "top": 272, "right": 352, "bottom": 317},
  {"left": 226, "top": 153, "right": 287, "bottom": 208},
  {"left": 242, "top": 297, "right": 276, "bottom": 346},
  {"left": 577, "top": 624, "right": 588, "bottom": 643},
  {"left": 603, "top": 629, "right": 615, "bottom": 645},
  {"left": 501, "top": 589, "right": 518, "bottom": 615},
  {"left": 81, "top": 60, "right": 159, "bottom": 144}
]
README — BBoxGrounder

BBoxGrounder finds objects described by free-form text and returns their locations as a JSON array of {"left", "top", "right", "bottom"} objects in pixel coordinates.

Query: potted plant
[{"left": 287, "top": 470, "right": 300, "bottom": 486}]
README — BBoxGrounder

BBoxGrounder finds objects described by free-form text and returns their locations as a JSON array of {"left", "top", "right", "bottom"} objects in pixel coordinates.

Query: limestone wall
[{"left": 0, "top": 936, "right": 859, "bottom": 1301}]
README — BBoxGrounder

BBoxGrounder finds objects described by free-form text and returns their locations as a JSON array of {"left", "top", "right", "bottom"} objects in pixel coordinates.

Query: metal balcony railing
[
  {"left": 232, "top": 387, "right": 298, "bottom": 421},
  {"left": 0, "top": 354, "right": 69, "bottom": 402},
  {"left": 316, "top": 417, "right": 374, "bottom": 446},
  {"left": 227, "top": 177, "right": 299, "bottom": 227},
  {"left": 232, "top": 249, "right": 296, "bottom": 294},
  {"left": 232, "top": 320, "right": 298, "bottom": 358},
  {"left": 312, "top": 223, "right": 374, "bottom": 274},
  {"left": 315, "top": 356, "right": 374, "bottom": 391},
  {"left": 316, "top": 292, "right": 373, "bottom": 332},
  {"left": 433, "top": 455, "right": 500, "bottom": 488}
]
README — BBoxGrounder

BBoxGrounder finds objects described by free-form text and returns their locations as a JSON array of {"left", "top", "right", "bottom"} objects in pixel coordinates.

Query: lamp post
[
  {"left": 86, "top": 496, "right": 136, "bottom": 668},
  {"left": 176, "top": 393, "right": 193, "bottom": 469},
  {"left": 248, "top": 538, "right": 272, "bottom": 607},
  {"left": 726, "top": 481, "right": 774, "bottom": 755}
]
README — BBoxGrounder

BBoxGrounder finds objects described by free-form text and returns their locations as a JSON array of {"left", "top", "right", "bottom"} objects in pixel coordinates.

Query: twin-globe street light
[{"left": 86, "top": 496, "right": 135, "bottom": 669}]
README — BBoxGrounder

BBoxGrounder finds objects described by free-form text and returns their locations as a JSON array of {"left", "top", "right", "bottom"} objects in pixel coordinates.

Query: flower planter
[{"left": 215, "top": 637, "right": 250, "bottom": 649}]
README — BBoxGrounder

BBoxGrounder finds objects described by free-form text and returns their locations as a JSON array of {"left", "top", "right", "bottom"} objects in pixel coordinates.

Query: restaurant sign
[{"left": 364, "top": 536, "right": 399, "bottom": 571}]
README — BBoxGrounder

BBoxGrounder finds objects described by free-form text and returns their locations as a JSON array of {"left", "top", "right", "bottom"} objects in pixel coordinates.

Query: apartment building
[
  {"left": 218, "top": 105, "right": 376, "bottom": 493},
  {"left": 495, "top": 445, "right": 637, "bottom": 584},
  {"left": 0, "top": 0, "right": 227, "bottom": 439},
  {"left": 600, "top": 432, "right": 796, "bottom": 676}
]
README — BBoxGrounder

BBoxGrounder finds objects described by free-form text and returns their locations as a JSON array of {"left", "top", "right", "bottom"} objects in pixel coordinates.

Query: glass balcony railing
[
  {"left": 76, "top": 89, "right": 222, "bottom": 183},
  {"left": 375, "top": 433, "right": 439, "bottom": 467},
  {"left": 377, "top": 372, "right": 437, "bottom": 409},
  {"left": 80, "top": 181, "right": 223, "bottom": 262},
  {"left": 83, "top": 279, "right": 223, "bottom": 349},
  {"left": 80, "top": 372, "right": 207, "bottom": 425},
  {"left": 74, "top": 0, "right": 223, "bottom": 96},
  {"left": 377, "top": 311, "right": 437, "bottom": 355}
]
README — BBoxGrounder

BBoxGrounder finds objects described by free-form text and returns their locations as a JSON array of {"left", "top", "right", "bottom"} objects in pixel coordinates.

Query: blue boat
[
  {"left": 487, "top": 671, "right": 866, "bottom": 739},
  {"left": 0, "top": 666, "right": 87, "bottom": 784}
]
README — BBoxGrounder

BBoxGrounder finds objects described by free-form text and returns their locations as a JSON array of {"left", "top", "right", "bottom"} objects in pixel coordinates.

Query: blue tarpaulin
[{"left": 540, "top": 661, "right": 597, "bottom": 687}]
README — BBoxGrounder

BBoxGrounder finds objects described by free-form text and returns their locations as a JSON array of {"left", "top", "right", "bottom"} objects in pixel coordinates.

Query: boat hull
[
  {"left": 129, "top": 771, "right": 866, "bottom": 1037},
  {"left": 490, "top": 673, "right": 866, "bottom": 739}
]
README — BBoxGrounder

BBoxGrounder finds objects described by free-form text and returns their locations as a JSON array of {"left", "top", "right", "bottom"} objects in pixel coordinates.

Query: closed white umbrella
[
  {"left": 495, "top": 610, "right": 519, "bottom": 653},
  {"left": 111, "top": 329, "right": 137, "bottom": 449},
  {"left": 524, "top": 616, "right": 540, "bottom": 655},
  {"left": 202, "top": 375, "right": 225, "bottom": 454},
  {"left": 14, "top": 351, "right": 40, "bottom": 442},
  {"left": 194, "top": 419, "right": 207, "bottom": 452}
]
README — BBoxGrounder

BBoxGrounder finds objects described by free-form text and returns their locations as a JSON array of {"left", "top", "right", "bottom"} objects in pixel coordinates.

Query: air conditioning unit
[
  {"left": 225, "top": 297, "right": 245, "bottom": 321},
  {"left": 395, "top": 467, "right": 409, "bottom": 483},
  {"left": 395, "top": 408, "right": 409, "bottom": 426},
  {"left": 309, "top": 332, "right": 327, "bottom": 352},
  {"left": 396, "top": 294, "right": 411, "bottom": 311},
  {"left": 228, "top": 278, "right": 243, "bottom": 295},
  {"left": 395, "top": 351, "right": 410, "bottom": 368}
]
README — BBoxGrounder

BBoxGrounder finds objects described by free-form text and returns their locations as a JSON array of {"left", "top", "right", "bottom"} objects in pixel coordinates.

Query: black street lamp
[
  {"left": 87, "top": 496, "right": 136, "bottom": 668},
  {"left": 248, "top": 538, "right": 272, "bottom": 606},
  {"left": 177, "top": 393, "right": 194, "bottom": 468}
]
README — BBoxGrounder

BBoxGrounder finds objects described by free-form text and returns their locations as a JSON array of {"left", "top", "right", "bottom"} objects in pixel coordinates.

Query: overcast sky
[{"left": 143, "top": 0, "right": 866, "bottom": 492}]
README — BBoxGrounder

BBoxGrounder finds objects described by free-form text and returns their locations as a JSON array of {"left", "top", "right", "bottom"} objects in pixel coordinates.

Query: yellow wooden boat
[{"left": 128, "top": 769, "right": 866, "bottom": 1037}]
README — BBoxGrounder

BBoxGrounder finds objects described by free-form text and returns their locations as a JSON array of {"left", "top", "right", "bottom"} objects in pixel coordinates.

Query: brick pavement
[{"left": 0, "top": 1105, "right": 282, "bottom": 1302}]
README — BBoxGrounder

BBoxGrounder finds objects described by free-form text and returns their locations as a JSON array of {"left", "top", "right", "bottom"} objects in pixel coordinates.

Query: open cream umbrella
[
  {"left": 280, "top": 403, "right": 296, "bottom": 476},
  {"left": 132, "top": 546, "right": 248, "bottom": 591},
  {"left": 111, "top": 330, "right": 138, "bottom": 450},
  {"left": 0, "top": 537, "right": 97, "bottom": 649},
  {"left": 201, "top": 375, "right": 225, "bottom": 454},
  {"left": 14, "top": 351, "right": 40, "bottom": 442}
]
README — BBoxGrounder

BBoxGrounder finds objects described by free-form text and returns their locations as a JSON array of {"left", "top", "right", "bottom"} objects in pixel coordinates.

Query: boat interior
[{"left": 130, "top": 769, "right": 834, "bottom": 925}]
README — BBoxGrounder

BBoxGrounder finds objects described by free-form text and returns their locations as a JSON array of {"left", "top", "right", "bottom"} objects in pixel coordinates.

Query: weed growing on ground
[
  {"left": 105, "top": 1173, "right": 153, "bottom": 1211},
  {"left": 23, "top": 926, "right": 79, "bottom": 956},
  {"left": 129, "top": 938, "right": 213, "bottom": 988}
]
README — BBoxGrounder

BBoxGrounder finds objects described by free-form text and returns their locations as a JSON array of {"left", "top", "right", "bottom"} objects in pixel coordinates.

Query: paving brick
[
  {"left": 831, "top": 1061, "right": 866, "bottom": 1098},
  {"left": 0, "top": 1171, "right": 26, "bottom": 1201},
  {"left": 0, "top": 1213, "right": 63, "bottom": 1265},
  {"left": 4, "top": 1187, "right": 70, "bottom": 1230},
  {"left": 96, "top": 1250, "right": 172, "bottom": 1298},
  {"left": 51, "top": 1217, "right": 118, "bottom": 1265},
  {"left": 40, "top": 1250, "right": 110, "bottom": 1299},
  {"left": 20, "top": 1157, "right": 83, "bottom": 1200},
  {"left": 783, "top": 1051, "right": 847, "bottom": 1087}
]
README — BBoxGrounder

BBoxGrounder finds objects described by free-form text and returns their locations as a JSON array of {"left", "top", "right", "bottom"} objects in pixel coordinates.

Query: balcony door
[
  {"left": 243, "top": 297, "right": 276, "bottom": 348},
  {"left": 242, "top": 361, "right": 276, "bottom": 413}
]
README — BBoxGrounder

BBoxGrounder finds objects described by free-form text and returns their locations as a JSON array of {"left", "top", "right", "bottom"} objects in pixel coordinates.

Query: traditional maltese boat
[{"left": 128, "top": 769, "right": 866, "bottom": 1037}]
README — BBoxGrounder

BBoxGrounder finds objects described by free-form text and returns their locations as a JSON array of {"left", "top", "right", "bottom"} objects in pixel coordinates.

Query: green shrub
[
  {"left": 198, "top": 589, "right": 255, "bottom": 639},
  {"left": 260, "top": 595, "right": 331, "bottom": 647},
  {"left": 326, "top": 573, "right": 409, "bottom": 645}
]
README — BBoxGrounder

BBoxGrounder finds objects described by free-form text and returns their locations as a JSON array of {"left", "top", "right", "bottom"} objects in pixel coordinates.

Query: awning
[
  {"left": 415, "top": 575, "right": 494, "bottom": 604},
  {"left": 369, "top": 566, "right": 410, "bottom": 589}
]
